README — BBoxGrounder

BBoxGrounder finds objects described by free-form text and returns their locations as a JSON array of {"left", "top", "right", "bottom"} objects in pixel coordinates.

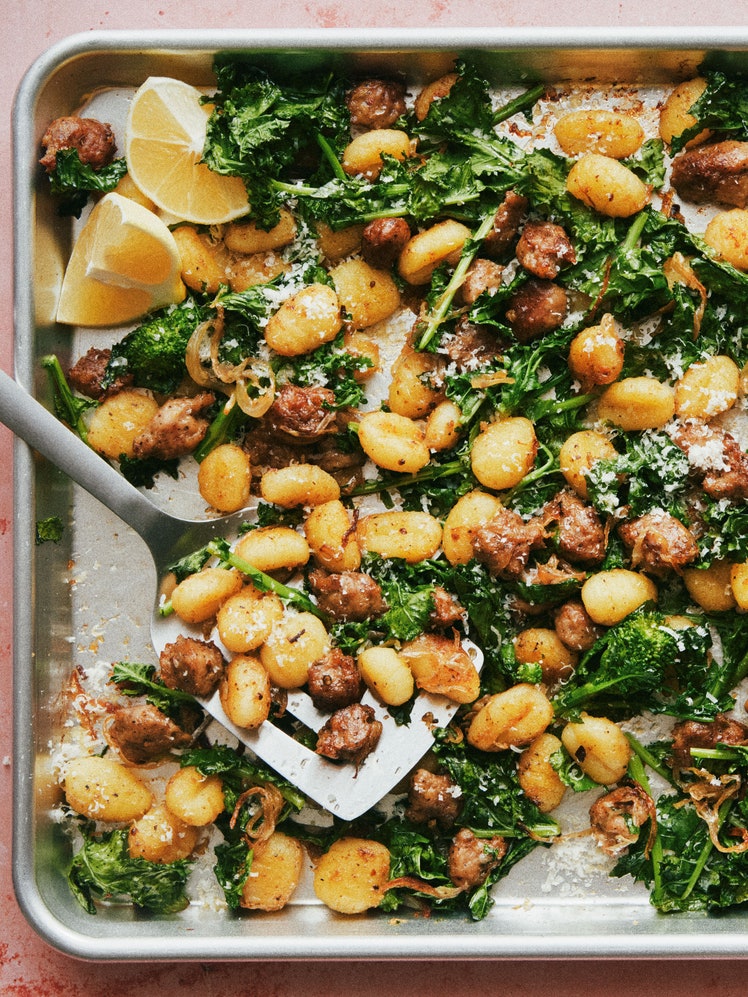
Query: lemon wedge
[
  {"left": 124, "top": 76, "right": 249, "bottom": 225},
  {"left": 56, "top": 192, "right": 186, "bottom": 326}
]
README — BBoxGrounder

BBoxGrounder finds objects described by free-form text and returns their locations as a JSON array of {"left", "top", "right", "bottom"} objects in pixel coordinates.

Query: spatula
[{"left": 0, "top": 369, "right": 483, "bottom": 819}]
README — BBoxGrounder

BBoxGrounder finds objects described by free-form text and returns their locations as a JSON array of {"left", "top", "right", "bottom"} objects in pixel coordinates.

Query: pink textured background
[{"left": 4, "top": 3, "right": 748, "bottom": 992}]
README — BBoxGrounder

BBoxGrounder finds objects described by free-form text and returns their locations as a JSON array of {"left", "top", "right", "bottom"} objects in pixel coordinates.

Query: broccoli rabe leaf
[
  {"left": 47, "top": 148, "right": 128, "bottom": 217},
  {"left": 110, "top": 660, "right": 197, "bottom": 717},
  {"left": 213, "top": 836, "right": 253, "bottom": 909},
  {"left": 68, "top": 827, "right": 191, "bottom": 915},
  {"left": 118, "top": 453, "right": 179, "bottom": 489},
  {"left": 35, "top": 515, "right": 64, "bottom": 545},
  {"left": 283, "top": 331, "right": 372, "bottom": 408},
  {"left": 612, "top": 792, "right": 748, "bottom": 912},
  {"left": 359, "top": 554, "right": 440, "bottom": 644},
  {"left": 697, "top": 497, "right": 748, "bottom": 565},
  {"left": 670, "top": 70, "right": 748, "bottom": 153},
  {"left": 104, "top": 297, "right": 207, "bottom": 394},
  {"left": 550, "top": 747, "right": 598, "bottom": 792},
  {"left": 622, "top": 138, "right": 667, "bottom": 188},
  {"left": 203, "top": 62, "right": 350, "bottom": 227},
  {"left": 180, "top": 743, "right": 307, "bottom": 814},
  {"left": 585, "top": 430, "right": 690, "bottom": 518}
]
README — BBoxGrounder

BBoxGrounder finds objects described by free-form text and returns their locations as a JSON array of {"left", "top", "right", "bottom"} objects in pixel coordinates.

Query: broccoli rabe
[
  {"left": 552, "top": 609, "right": 715, "bottom": 719},
  {"left": 41, "top": 354, "right": 97, "bottom": 443},
  {"left": 104, "top": 296, "right": 208, "bottom": 394},
  {"left": 47, "top": 148, "right": 127, "bottom": 217},
  {"left": 68, "top": 826, "right": 191, "bottom": 915}
]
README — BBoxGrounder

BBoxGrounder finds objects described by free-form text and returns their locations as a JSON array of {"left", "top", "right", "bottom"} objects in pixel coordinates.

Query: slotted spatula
[{"left": 1, "top": 369, "right": 482, "bottom": 819}]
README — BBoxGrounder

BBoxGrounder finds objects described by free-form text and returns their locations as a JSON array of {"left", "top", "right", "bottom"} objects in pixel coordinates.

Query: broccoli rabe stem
[
  {"left": 621, "top": 210, "right": 649, "bottom": 252},
  {"left": 679, "top": 800, "right": 732, "bottom": 902},
  {"left": 415, "top": 209, "right": 499, "bottom": 351},
  {"left": 40, "top": 354, "right": 96, "bottom": 444},
  {"left": 491, "top": 83, "right": 546, "bottom": 126},
  {"left": 315, "top": 132, "right": 348, "bottom": 182},
  {"left": 348, "top": 456, "right": 469, "bottom": 498},
  {"left": 626, "top": 747, "right": 665, "bottom": 903},
  {"left": 192, "top": 392, "right": 247, "bottom": 463},
  {"left": 206, "top": 539, "right": 326, "bottom": 620},
  {"left": 705, "top": 646, "right": 748, "bottom": 703},
  {"left": 625, "top": 732, "right": 674, "bottom": 786}
]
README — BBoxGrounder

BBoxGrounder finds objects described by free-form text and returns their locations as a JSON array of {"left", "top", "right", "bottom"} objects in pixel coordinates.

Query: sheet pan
[{"left": 11, "top": 26, "right": 748, "bottom": 960}]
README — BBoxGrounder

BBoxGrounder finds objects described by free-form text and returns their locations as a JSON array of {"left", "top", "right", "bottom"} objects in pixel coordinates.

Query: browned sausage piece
[
  {"left": 670, "top": 714, "right": 748, "bottom": 775},
  {"left": 307, "top": 648, "right": 364, "bottom": 712},
  {"left": 672, "top": 421, "right": 748, "bottom": 501},
  {"left": 472, "top": 506, "right": 546, "bottom": 579},
  {"left": 346, "top": 79, "right": 407, "bottom": 130},
  {"left": 459, "top": 258, "right": 504, "bottom": 306},
  {"left": 447, "top": 827, "right": 507, "bottom": 890},
  {"left": 505, "top": 279, "right": 567, "bottom": 343},
  {"left": 315, "top": 702, "right": 383, "bottom": 765},
  {"left": 159, "top": 634, "right": 226, "bottom": 697},
  {"left": 541, "top": 490, "right": 606, "bottom": 567},
  {"left": 133, "top": 393, "right": 215, "bottom": 461},
  {"left": 429, "top": 586, "right": 465, "bottom": 629},
  {"left": 589, "top": 785, "right": 655, "bottom": 855},
  {"left": 618, "top": 510, "right": 698, "bottom": 576},
  {"left": 68, "top": 347, "right": 133, "bottom": 400},
  {"left": 670, "top": 140, "right": 748, "bottom": 208},
  {"left": 40, "top": 115, "right": 117, "bottom": 173},
  {"left": 483, "top": 190, "right": 529, "bottom": 258},
  {"left": 554, "top": 599, "right": 603, "bottom": 652},
  {"left": 107, "top": 702, "right": 191, "bottom": 764},
  {"left": 308, "top": 568, "right": 388, "bottom": 622},
  {"left": 406, "top": 768, "right": 462, "bottom": 827},
  {"left": 441, "top": 316, "right": 504, "bottom": 370},
  {"left": 361, "top": 217, "right": 411, "bottom": 269},
  {"left": 264, "top": 384, "right": 338, "bottom": 440},
  {"left": 515, "top": 220, "right": 576, "bottom": 280}
]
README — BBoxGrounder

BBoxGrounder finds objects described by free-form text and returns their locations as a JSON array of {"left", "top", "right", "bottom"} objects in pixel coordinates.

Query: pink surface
[{"left": 4, "top": 2, "right": 748, "bottom": 992}]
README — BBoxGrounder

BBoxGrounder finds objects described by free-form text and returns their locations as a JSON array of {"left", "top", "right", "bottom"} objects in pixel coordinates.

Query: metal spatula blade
[
  {"left": 1, "top": 370, "right": 482, "bottom": 820},
  {"left": 155, "top": 608, "right": 483, "bottom": 819}
]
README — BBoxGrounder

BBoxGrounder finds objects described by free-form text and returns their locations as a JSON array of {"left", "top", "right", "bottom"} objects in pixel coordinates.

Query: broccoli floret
[
  {"left": 103, "top": 297, "right": 207, "bottom": 394},
  {"left": 553, "top": 609, "right": 713, "bottom": 717}
]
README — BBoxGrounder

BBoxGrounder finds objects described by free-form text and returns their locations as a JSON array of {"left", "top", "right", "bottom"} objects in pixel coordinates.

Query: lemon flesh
[
  {"left": 56, "top": 191, "right": 186, "bottom": 327},
  {"left": 125, "top": 77, "right": 249, "bottom": 225}
]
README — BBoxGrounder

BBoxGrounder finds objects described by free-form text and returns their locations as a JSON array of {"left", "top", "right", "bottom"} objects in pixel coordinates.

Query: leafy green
[
  {"left": 203, "top": 61, "right": 351, "bottom": 226},
  {"left": 104, "top": 297, "right": 207, "bottom": 394},
  {"left": 585, "top": 430, "right": 690, "bottom": 518},
  {"left": 671, "top": 69, "right": 748, "bottom": 153},
  {"left": 118, "top": 452, "right": 180, "bottom": 489},
  {"left": 551, "top": 609, "right": 715, "bottom": 719},
  {"left": 180, "top": 743, "right": 307, "bottom": 814},
  {"left": 192, "top": 395, "right": 248, "bottom": 463},
  {"left": 47, "top": 148, "right": 127, "bottom": 217},
  {"left": 35, "top": 515, "right": 64, "bottom": 545},
  {"left": 110, "top": 660, "right": 197, "bottom": 717},
  {"left": 550, "top": 746, "right": 598, "bottom": 792},
  {"left": 283, "top": 331, "right": 372, "bottom": 408},
  {"left": 213, "top": 837, "right": 252, "bottom": 909},
  {"left": 612, "top": 792, "right": 748, "bottom": 913},
  {"left": 68, "top": 827, "right": 191, "bottom": 914}
]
